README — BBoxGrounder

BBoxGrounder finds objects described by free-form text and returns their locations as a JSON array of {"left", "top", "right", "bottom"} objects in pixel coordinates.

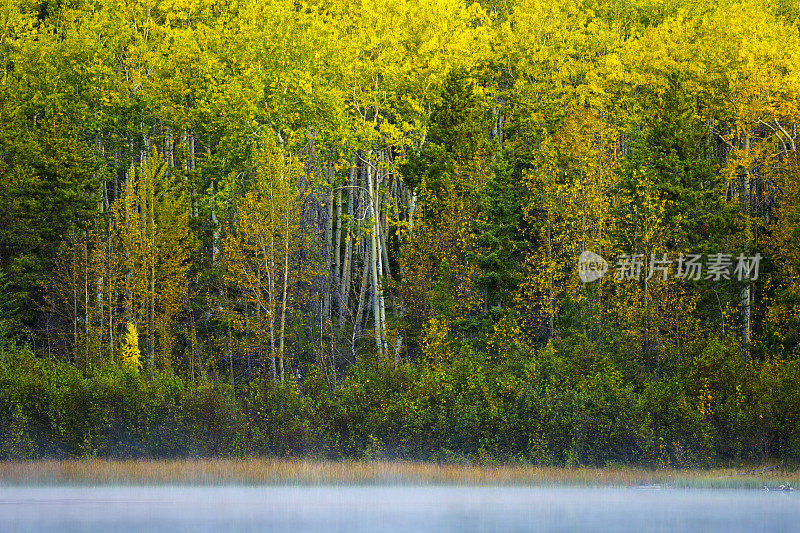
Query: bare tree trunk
[
  {"left": 547, "top": 219, "right": 554, "bottom": 338},
  {"left": 96, "top": 140, "right": 105, "bottom": 364},
  {"left": 211, "top": 179, "right": 219, "bottom": 265},
  {"left": 108, "top": 223, "right": 114, "bottom": 364},
  {"left": 366, "top": 154, "right": 386, "bottom": 361},
  {"left": 124, "top": 167, "right": 133, "bottom": 323},
  {"left": 228, "top": 322, "right": 235, "bottom": 400},
  {"left": 375, "top": 192, "right": 388, "bottom": 358},
  {"left": 741, "top": 133, "right": 751, "bottom": 364},
  {"left": 340, "top": 161, "right": 356, "bottom": 317},
  {"left": 279, "top": 227, "right": 289, "bottom": 384},
  {"left": 148, "top": 168, "right": 156, "bottom": 369},
  {"left": 352, "top": 243, "right": 370, "bottom": 361},
  {"left": 323, "top": 170, "right": 334, "bottom": 321},
  {"left": 97, "top": 257, "right": 103, "bottom": 363},
  {"left": 189, "top": 311, "right": 196, "bottom": 382},
  {"left": 166, "top": 125, "right": 174, "bottom": 167},
  {"left": 334, "top": 185, "right": 342, "bottom": 313},
  {"left": 378, "top": 151, "right": 392, "bottom": 284},
  {"left": 408, "top": 186, "right": 418, "bottom": 231},
  {"left": 73, "top": 244, "right": 78, "bottom": 361},
  {"left": 84, "top": 240, "right": 89, "bottom": 367},
  {"left": 267, "top": 235, "right": 277, "bottom": 385}
]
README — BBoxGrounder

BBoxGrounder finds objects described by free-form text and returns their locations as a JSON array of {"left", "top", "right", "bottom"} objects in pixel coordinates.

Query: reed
[{"left": 0, "top": 459, "right": 797, "bottom": 488}]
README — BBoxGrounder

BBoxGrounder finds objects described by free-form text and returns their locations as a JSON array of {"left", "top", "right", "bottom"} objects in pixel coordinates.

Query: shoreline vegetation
[
  {"left": 3, "top": 346, "right": 800, "bottom": 468},
  {"left": 0, "top": 460, "right": 798, "bottom": 489},
  {"left": 3, "top": 0, "right": 800, "bottom": 478}
]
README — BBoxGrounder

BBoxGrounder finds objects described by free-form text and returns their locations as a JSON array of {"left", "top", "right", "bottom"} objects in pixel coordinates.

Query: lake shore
[{"left": 0, "top": 459, "right": 797, "bottom": 489}]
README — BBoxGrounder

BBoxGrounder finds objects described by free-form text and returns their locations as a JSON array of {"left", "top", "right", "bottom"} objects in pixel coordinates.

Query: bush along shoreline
[{"left": 2, "top": 336, "right": 799, "bottom": 467}]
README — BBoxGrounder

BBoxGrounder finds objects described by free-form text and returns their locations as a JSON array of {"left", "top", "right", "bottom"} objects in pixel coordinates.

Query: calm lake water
[{"left": 1, "top": 485, "right": 797, "bottom": 532}]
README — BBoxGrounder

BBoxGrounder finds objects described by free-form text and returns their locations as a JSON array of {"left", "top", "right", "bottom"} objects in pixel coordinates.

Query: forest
[{"left": 0, "top": 0, "right": 799, "bottom": 466}]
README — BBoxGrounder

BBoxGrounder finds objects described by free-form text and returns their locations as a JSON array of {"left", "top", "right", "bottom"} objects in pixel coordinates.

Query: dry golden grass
[{"left": 0, "top": 459, "right": 798, "bottom": 488}]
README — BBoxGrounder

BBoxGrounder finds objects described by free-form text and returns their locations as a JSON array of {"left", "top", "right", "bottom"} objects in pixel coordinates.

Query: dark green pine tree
[
  {"left": 398, "top": 67, "right": 492, "bottom": 352},
  {"left": 470, "top": 149, "right": 523, "bottom": 311},
  {"left": 0, "top": 101, "right": 97, "bottom": 333},
  {"left": 614, "top": 73, "right": 737, "bottom": 254},
  {"left": 612, "top": 73, "right": 741, "bottom": 366},
  {"left": 400, "top": 67, "right": 490, "bottom": 222}
]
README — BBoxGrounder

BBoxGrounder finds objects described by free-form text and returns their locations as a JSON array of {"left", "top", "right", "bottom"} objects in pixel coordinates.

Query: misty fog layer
[{"left": 2, "top": 486, "right": 797, "bottom": 532}]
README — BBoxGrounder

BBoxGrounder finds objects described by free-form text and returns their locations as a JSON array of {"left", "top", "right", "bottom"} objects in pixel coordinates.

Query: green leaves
[{"left": 0, "top": 100, "right": 97, "bottom": 328}]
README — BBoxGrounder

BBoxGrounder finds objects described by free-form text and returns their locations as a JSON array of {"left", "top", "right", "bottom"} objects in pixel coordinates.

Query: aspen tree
[{"left": 224, "top": 135, "right": 302, "bottom": 384}]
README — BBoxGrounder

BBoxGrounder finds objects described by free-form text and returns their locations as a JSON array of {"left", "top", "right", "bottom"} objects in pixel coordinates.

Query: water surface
[{"left": 1, "top": 485, "right": 797, "bottom": 532}]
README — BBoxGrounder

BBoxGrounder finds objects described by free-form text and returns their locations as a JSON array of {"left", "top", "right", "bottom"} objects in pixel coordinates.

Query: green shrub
[
  {"left": 568, "top": 364, "right": 637, "bottom": 466},
  {"left": 1, "top": 339, "right": 800, "bottom": 466}
]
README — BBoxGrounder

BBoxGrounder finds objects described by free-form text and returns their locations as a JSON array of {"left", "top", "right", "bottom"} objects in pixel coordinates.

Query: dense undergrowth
[{"left": 2, "top": 335, "right": 798, "bottom": 468}]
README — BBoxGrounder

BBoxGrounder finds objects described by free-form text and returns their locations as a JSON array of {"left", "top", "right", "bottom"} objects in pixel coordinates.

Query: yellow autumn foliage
[{"left": 121, "top": 322, "right": 141, "bottom": 372}]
